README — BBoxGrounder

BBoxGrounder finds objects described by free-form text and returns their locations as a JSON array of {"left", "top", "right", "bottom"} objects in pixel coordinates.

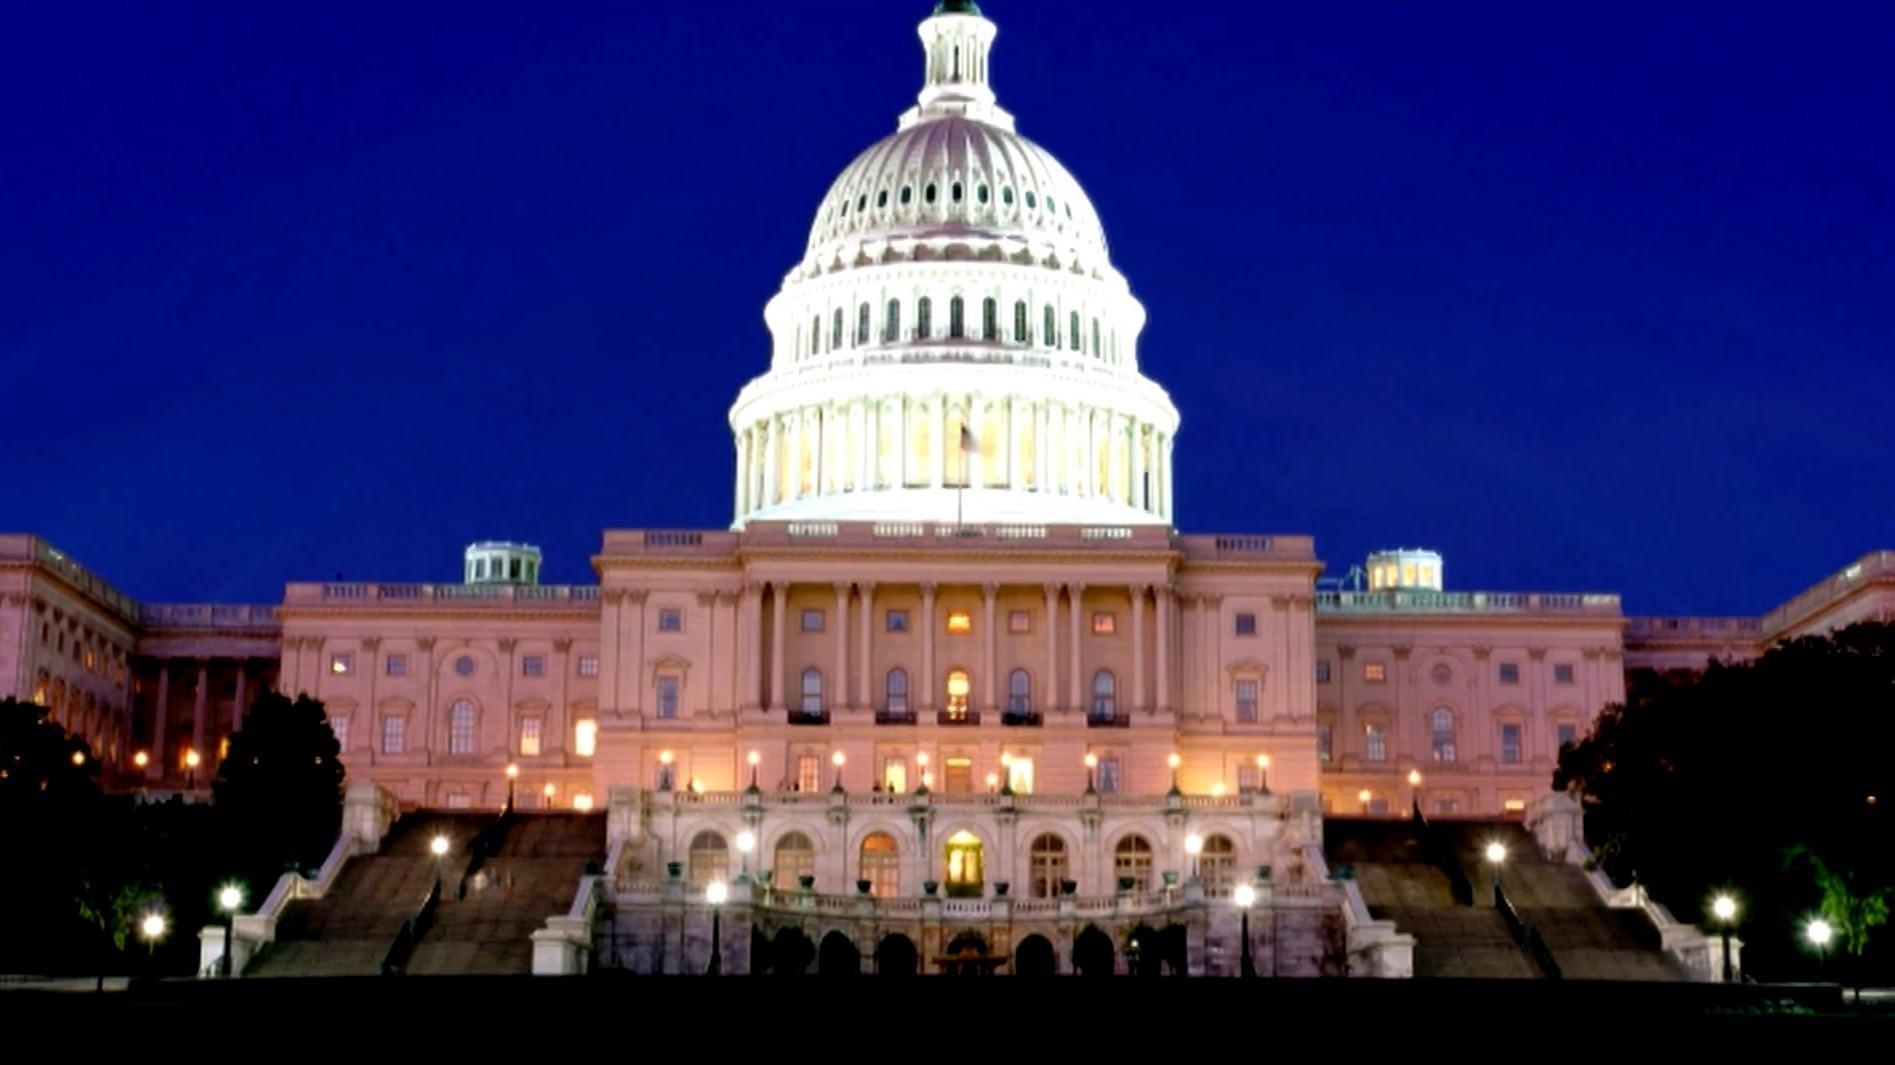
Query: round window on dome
[
  {"left": 951, "top": 182, "right": 963, "bottom": 203},
  {"left": 925, "top": 183, "right": 937, "bottom": 204},
  {"left": 877, "top": 189, "right": 888, "bottom": 208},
  {"left": 977, "top": 184, "right": 989, "bottom": 204},
  {"left": 840, "top": 199, "right": 850, "bottom": 217},
  {"left": 856, "top": 194, "right": 867, "bottom": 213},
  {"left": 1065, "top": 203, "right": 1073, "bottom": 219},
  {"left": 1046, "top": 195, "right": 1057, "bottom": 213},
  {"left": 1002, "top": 186, "right": 1014, "bottom": 206},
  {"left": 900, "top": 186, "right": 912, "bottom": 205},
  {"left": 1024, "top": 191, "right": 1037, "bottom": 209}
]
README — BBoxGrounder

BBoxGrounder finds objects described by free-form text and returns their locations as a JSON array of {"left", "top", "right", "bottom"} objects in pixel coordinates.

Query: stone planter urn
[
  {"left": 1162, "top": 871, "right": 1180, "bottom": 888},
  {"left": 923, "top": 880, "right": 940, "bottom": 897},
  {"left": 1060, "top": 879, "right": 1078, "bottom": 896},
  {"left": 798, "top": 874, "right": 816, "bottom": 891},
  {"left": 1117, "top": 875, "right": 1135, "bottom": 892},
  {"left": 666, "top": 861, "right": 683, "bottom": 880},
  {"left": 857, "top": 879, "right": 872, "bottom": 895},
  {"left": 993, "top": 881, "right": 1009, "bottom": 897}
]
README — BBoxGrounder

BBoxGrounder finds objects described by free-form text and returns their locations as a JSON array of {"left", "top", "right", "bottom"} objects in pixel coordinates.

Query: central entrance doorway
[{"left": 944, "top": 830, "right": 984, "bottom": 897}]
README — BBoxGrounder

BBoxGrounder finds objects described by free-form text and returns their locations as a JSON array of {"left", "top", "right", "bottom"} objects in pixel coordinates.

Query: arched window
[
  {"left": 801, "top": 668, "right": 824, "bottom": 717},
  {"left": 884, "top": 299, "right": 901, "bottom": 342},
  {"left": 860, "top": 832, "right": 901, "bottom": 898},
  {"left": 1043, "top": 305, "right": 1057, "bottom": 348},
  {"left": 1114, "top": 834, "right": 1153, "bottom": 891},
  {"left": 1028, "top": 833, "right": 1068, "bottom": 898},
  {"left": 1025, "top": 190, "right": 1037, "bottom": 209},
  {"left": 944, "top": 668, "right": 971, "bottom": 722},
  {"left": 1430, "top": 707, "right": 1457, "bottom": 763},
  {"left": 1201, "top": 834, "right": 1238, "bottom": 897},
  {"left": 982, "top": 297, "right": 998, "bottom": 340},
  {"left": 1069, "top": 311, "right": 1081, "bottom": 351},
  {"left": 950, "top": 181, "right": 963, "bottom": 203},
  {"left": 1002, "top": 185, "right": 1014, "bottom": 206},
  {"left": 900, "top": 185, "right": 912, "bottom": 205},
  {"left": 809, "top": 315, "right": 821, "bottom": 356},
  {"left": 916, "top": 297, "right": 932, "bottom": 339},
  {"left": 832, "top": 308, "right": 843, "bottom": 352},
  {"left": 977, "top": 183, "right": 989, "bottom": 204},
  {"left": 688, "top": 830, "right": 728, "bottom": 888},
  {"left": 1008, "top": 669, "right": 1031, "bottom": 718},
  {"left": 1091, "top": 670, "right": 1117, "bottom": 720},
  {"left": 877, "top": 189, "right": 888, "bottom": 209},
  {"left": 949, "top": 295, "right": 965, "bottom": 338},
  {"left": 1091, "top": 317, "right": 1100, "bottom": 356},
  {"left": 775, "top": 831, "right": 815, "bottom": 889},
  {"left": 448, "top": 699, "right": 477, "bottom": 755},
  {"left": 885, "top": 668, "right": 910, "bottom": 718},
  {"left": 1014, "top": 300, "right": 1028, "bottom": 342},
  {"left": 924, "top": 182, "right": 937, "bottom": 204},
  {"left": 856, "top": 303, "right": 870, "bottom": 346}
]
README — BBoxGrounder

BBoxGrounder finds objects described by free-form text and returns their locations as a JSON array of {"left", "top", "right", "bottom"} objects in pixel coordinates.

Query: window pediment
[{"left": 1224, "top": 657, "right": 1269, "bottom": 679}]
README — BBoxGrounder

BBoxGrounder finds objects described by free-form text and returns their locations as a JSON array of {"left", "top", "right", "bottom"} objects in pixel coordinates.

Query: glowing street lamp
[
  {"left": 1084, "top": 752, "right": 1098, "bottom": 793},
  {"left": 1710, "top": 894, "right": 1738, "bottom": 983},
  {"left": 1806, "top": 917, "right": 1833, "bottom": 972},
  {"left": 831, "top": 750, "right": 846, "bottom": 791},
  {"left": 1484, "top": 841, "right": 1507, "bottom": 901},
  {"left": 183, "top": 748, "right": 201, "bottom": 789},
  {"left": 217, "top": 884, "right": 244, "bottom": 977},
  {"left": 735, "top": 830, "right": 757, "bottom": 878},
  {"left": 139, "top": 911, "right": 168, "bottom": 960},
  {"left": 1407, "top": 768, "right": 1423, "bottom": 817},
  {"left": 1358, "top": 788, "right": 1373, "bottom": 814},
  {"left": 71, "top": 749, "right": 86, "bottom": 767},
  {"left": 1168, "top": 752, "right": 1182, "bottom": 795},
  {"left": 705, "top": 880, "right": 729, "bottom": 975},
  {"left": 430, "top": 834, "right": 451, "bottom": 895},
  {"left": 1184, "top": 833, "right": 1204, "bottom": 880},
  {"left": 542, "top": 782, "right": 556, "bottom": 801},
  {"left": 747, "top": 749, "right": 761, "bottom": 790},
  {"left": 133, "top": 750, "right": 150, "bottom": 770},
  {"left": 985, "top": 771, "right": 1000, "bottom": 794},
  {"left": 1233, "top": 883, "right": 1258, "bottom": 978},
  {"left": 505, "top": 763, "right": 519, "bottom": 809},
  {"left": 1255, "top": 753, "right": 1270, "bottom": 793}
]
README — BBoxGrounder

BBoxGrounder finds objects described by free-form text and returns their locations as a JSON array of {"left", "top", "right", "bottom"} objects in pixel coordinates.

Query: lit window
[
  {"left": 448, "top": 699, "right": 477, "bottom": 755},
  {"left": 1028, "top": 834, "right": 1068, "bottom": 898},
  {"left": 1234, "top": 679, "right": 1258, "bottom": 723},
  {"left": 1006, "top": 756, "right": 1034, "bottom": 795},
  {"left": 1500, "top": 723, "right": 1522, "bottom": 764},
  {"left": 796, "top": 753, "right": 821, "bottom": 793},
  {"left": 381, "top": 716, "right": 405, "bottom": 755},
  {"left": 885, "top": 610, "right": 909, "bottom": 632},
  {"left": 801, "top": 608, "right": 825, "bottom": 632},
  {"left": 331, "top": 715, "right": 350, "bottom": 752},
  {"left": 519, "top": 717, "right": 542, "bottom": 757},
  {"left": 1097, "top": 755, "right": 1121, "bottom": 794},
  {"left": 577, "top": 655, "right": 599, "bottom": 677},
  {"left": 1008, "top": 610, "right": 1031, "bottom": 634},
  {"left": 945, "top": 830, "right": 984, "bottom": 896},
  {"left": 522, "top": 655, "right": 544, "bottom": 677},
  {"left": 1554, "top": 663, "right": 1576, "bottom": 685},
  {"left": 1557, "top": 723, "right": 1578, "bottom": 749},
  {"left": 1092, "top": 612, "right": 1116, "bottom": 635},
  {"left": 385, "top": 654, "right": 407, "bottom": 677},
  {"left": 1235, "top": 613, "right": 1257, "bottom": 636},
  {"left": 1200, "top": 834, "right": 1237, "bottom": 897},
  {"left": 881, "top": 758, "right": 906, "bottom": 794},
  {"left": 1364, "top": 662, "right": 1386, "bottom": 683},
  {"left": 945, "top": 610, "right": 972, "bottom": 634},
  {"left": 572, "top": 793, "right": 594, "bottom": 811},
  {"left": 1113, "top": 835, "right": 1153, "bottom": 891},
  {"left": 688, "top": 831, "right": 728, "bottom": 888},
  {"left": 861, "top": 833, "right": 901, "bottom": 898},
  {"left": 574, "top": 718, "right": 597, "bottom": 758},
  {"left": 658, "top": 609, "right": 683, "bottom": 633},
  {"left": 1499, "top": 662, "right": 1520, "bottom": 685},
  {"left": 656, "top": 676, "right": 679, "bottom": 719},
  {"left": 944, "top": 669, "right": 971, "bottom": 721},
  {"left": 1502, "top": 798, "right": 1527, "bottom": 813},
  {"left": 1090, "top": 670, "right": 1118, "bottom": 720},
  {"left": 944, "top": 756, "right": 973, "bottom": 793},
  {"left": 1365, "top": 722, "right": 1387, "bottom": 762},
  {"left": 1430, "top": 708, "right": 1457, "bottom": 763},
  {"left": 1316, "top": 660, "right": 1331, "bottom": 683},
  {"left": 1317, "top": 723, "right": 1333, "bottom": 763},
  {"left": 775, "top": 832, "right": 815, "bottom": 888},
  {"left": 330, "top": 654, "right": 353, "bottom": 676}
]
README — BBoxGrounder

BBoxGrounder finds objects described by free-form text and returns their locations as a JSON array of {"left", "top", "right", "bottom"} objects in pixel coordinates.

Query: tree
[
  {"left": 212, "top": 692, "right": 344, "bottom": 886},
  {"left": 75, "top": 879, "right": 161, "bottom": 991},
  {"left": 1786, "top": 845, "right": 1891, "bottom": 999},
  {"left": 1556, "top": 622, "right": 1895, "bottom": 981},
  {"left": 0, "top": 698, "right": 116, "bottom": 973}
]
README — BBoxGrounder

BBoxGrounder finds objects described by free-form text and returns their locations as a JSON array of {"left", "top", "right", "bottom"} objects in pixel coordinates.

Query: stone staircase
[{"left": 405, "top": 813, "right": 606, "bottom": 975}]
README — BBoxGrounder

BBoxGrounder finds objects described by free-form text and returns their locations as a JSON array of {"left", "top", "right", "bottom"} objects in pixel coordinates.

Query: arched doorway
[
  {"left": 773, "top": 831, "right": 815, "bottom": 890},
  {"left": 859, "top": 832, "right": 900, "bottom": 897},
  {"left": 944, "top": 830, "right": 984, "bottom": 897},
  {"left": 941, "top": 930, "right": 994, "bottom": 975},
  {"left": 1015, "top": 934, "right": 1056, "bottom": 977},
  {"left": 1073, "top": 925, "right": 1115, "bottom": 976},
  {"left": 875, "top": 933, "right": 918, "bottom": 976},
  {"left": 1127, "top": 923, "right": 1163, "bottom": 977},
  {"left": 771, "top": 927, "right": 814, "bottom": 976},
  {"left": 818, "top": 930, "right": 860, "bottom": 975},
  {"left": 1027, "top": 833, "right": 1068, "bottom": 898},
  {"left": 1160, "top": 924, "right": 1190, "bottom": 976},
  {"left": 688, "top": 830, "right": 729, "bottom": 888}
]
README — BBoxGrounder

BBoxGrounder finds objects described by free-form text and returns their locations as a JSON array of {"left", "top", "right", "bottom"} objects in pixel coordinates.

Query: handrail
[
  {"left": 456, "top": 810, "right": 515, "bottom": 900},
  {"left": 381, "top": 877, "right": 442, "bottom": 976},
  {"left": 1415, "top": 809, "right": 1474, "bottom": 907},
  {"left": 1494, "top": 883, "right": 1562, "bottom": 979}
]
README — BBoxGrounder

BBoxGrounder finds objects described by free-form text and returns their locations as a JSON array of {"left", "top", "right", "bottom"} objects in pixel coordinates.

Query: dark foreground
[{"left": 1, "top": 975, "right": 1886, "bottom": 1048}]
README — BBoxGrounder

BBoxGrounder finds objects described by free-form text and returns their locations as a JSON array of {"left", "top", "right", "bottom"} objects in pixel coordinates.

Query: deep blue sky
[{"left": 2, "top": 1, "right": 1890, "bottom": 614}]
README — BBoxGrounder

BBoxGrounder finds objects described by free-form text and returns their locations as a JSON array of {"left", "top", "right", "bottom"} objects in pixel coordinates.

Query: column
[
  {"left": 920, "top": 583, "right": 937, "bottom": 715},
  {"left": 1160, "top": 434, "right": 1174, "bottom": 520},
  {"left": 893, "top": 397, "right": 907, "bottom": 488},
  {"left": 191, "top": 659, "right": 208, "bottom": 765},
  {"left": 857, "top": 400, "right": 873, "bottom": 492},
  {"left": 1084, "top": 408, "right": 1098, "bottom": 497},
  {"left": 742, "top": 583, "right": 764, "bottom": 712},
  {"left": 1131, "top": 422, "right": 1147, "bottom": 510},
  {"left": 232, "top": 663, "right": 248, "bottom": 732},
  {"left": 1043, "top": 584, "right": 1061, "bottom": 713},
  {"left": 761, "top": 420, "right": 778, "bottom": 507},
  {"left": 734, "top": 427, "right": 749, "bottom": 518},
  {"left": 833, "top": 582, "right": 850, "bottom": 713},
  {"left": 1156, "top": 586, "right": 1172, "bottom": 714},
  {"left": 1067, "top": 583, "right": 1085, "bottom": 715},
  {"left": 624, "top": 592, "right": 647, "bottom": 717},
  {"left": 981, "top": 582, "right": 998, "bottom": 716},
  {"left": 932, "top": 399, "right": 946, "bottom": 489},
  {"left": 149, "top": 661, "right": 170, "bottom": 780},
  {"left": 967, "top": 395, "right": 984, "bottom": 491},
  {"left": 857, "top": 583, "right": 874, "bottom": 714},
  {"left": 1006, "top": 397, "right": 1021, "bottom": 488},
  {"left": 769, "top": 582, "right": 788, "bottom": 713},
  {"left": 1130, "top": 587, "right": 1146, "bottom": 714}
]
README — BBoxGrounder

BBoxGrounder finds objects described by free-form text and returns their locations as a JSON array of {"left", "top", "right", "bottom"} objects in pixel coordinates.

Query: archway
[
  {"left": 1015, "top": 934, "right": 1056, "bottom": 977},
  {"left": 941, "top": 930, "right": 994, "bottom": 976},
  {"left": 1073, "top": 925, "right": 1115, "bottom": 976},
  {"left": 771, "top": 927, "right": 814, "bottom": 976},
  {"left": 1160, "top": 923, "right": 1190, "bottom": 975},
  {"left": 818, "top": 930, "right": 860, "bottom": 975},
  {"left": 1127, "top": 924, "right": 1163, "bottom": 977},
  {"left": 875, "top": 933, "right": 918, "bottom": 976}
]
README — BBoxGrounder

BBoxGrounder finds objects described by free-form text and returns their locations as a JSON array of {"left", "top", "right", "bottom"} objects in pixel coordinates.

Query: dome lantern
[{"left": 915, "top": 1, "right": 1000, "bottom": 123}]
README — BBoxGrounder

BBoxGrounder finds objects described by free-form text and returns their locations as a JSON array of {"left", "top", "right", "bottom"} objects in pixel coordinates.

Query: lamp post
[
  {"left": 183, "top": 748, "right": 201, "bottom": 790},
  {"left": 1184, "top": 833, "right": 1204, "bottom": 881},
  {"left": 1407, "top": 769, "right": 1423, "bottom": 819},
  {"left": 1255, "top": 753, "right": 1270, "bottom": 794},
  {"left": 1358, "top": 788, "right": 1372, "bottom": 815},
  {"left": 139, "top": 911, "right": 167, "bottom": 965},
  {"left": 217, "top": 884, "right": 244, "bottom": 978},
  {"left": 831, "top": 750, "right": 846, "bottom": 791},
  {"left": 747, "top": 749, "right": 761, "bottom": 790},
  {"left": 430, "top": 834, "right": 450, "bottom": 896},
  {"left": 1806, "top": 917, "right": 1833, "bottom": 977},
  {"left": 1084, "top": 752, "right": 1097, "bottom": 793},
  {"left": 505, "top": 763, "right": 519, "bottom": 810},
  {"left": 1484, "top": 841, "right": 1507, "bottom": 904},
  {"left": 705, "top": 880, "right": 728, "bottom": 976},
  {"left": 1168, "top": 753, "right": 1182, "bottom": 794},
  {"left": 916, "top": 751, "right": 930, "bottom": 794},
  {"left": 659, "top": 749, "right": 675, "bottom": 792},
  {"left": 133, "top": 750, "right": 149, "bottom": 772},
  {"left": 542, "top": 782, "right": 556, "bottom": 804},
  {"left": 985, "top": 771, "right": 1000, "bottom": 795},
  {"left": 1711, "top": 894, "right": 1738, "bottom": 983},
  {"left": 1233, "top": 883, "right": 1257, "bottom": 978},
  {"left": 736, "top": 830, "right": 756, "bottom": 879}
]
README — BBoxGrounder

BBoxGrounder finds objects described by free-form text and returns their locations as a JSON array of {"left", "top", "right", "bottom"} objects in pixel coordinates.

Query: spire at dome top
[
  {"left": 911, "top": 0, "right": 1007, "bottom": 128},
  {"left": 933, "top": 0, "right": 982, "bottom": 14}
]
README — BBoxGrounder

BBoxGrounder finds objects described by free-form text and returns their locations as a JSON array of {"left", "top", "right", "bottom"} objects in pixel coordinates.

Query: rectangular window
[
  {"left": 1234, "top": 612, "right": 1257, "bottom": 636},
  {"left": 381, "top": 716, "right": 405, "bottom": 755},
  {"left": 445, "top": 791, "right": 472, "bottom": 810},
  {"left": 801, "top": 608, "right": 825, "bottom": 632},
  {"left": 1557, "top": 723, "right": 1577, "bottom": 749},
  {"left": 1317, "top": 723, "right": 1333, "bottom": 763},
  {"left": 1364, "top": 662, "right": 1386, "bottom": 683},
  {"left": 882, "top": 758, "right": 906, "bottom": 794},
  {"left": 450, "top": 710, "right": 477, "bottom": 755},
  {"left": 519, "top": 717, "right": 542, "bottom": 757},
  {"left": 796, "top": 754, "right": 821, "bottom": 793},
  {"left": 944, "top": 757, "right": 973, "bottom": 794},
  {"left": 1500, "top": 723, "right": 1523, "bottom": 764},
  {"left": 1365, "top": 723, "right": 1387, "bottom": 762},
  {"left": 658, "top": 608, "right": 683, "bottom": 632},
  {"left": 574, "top": 718, "right": 598, "bottom": 758},
  {"left": 1316, "top": 661, "right": 1331, "bottom": 684},
  {"left": 331, "top": 716, "right": 350, "bottom": 752},
  {"left": 1434, "top": 798, "right": 1461, "bottom": 814},
  {"left": 577, "top": 655, "right": 600, "bottom": 677},
  {"left": 945, "top": 610, "right": 972, "bottom": 634},
  {"left": 1092, "top": 611, "right": 1117, "bottom": 635},
  {"left": 522, "top": 655, "right": 545, "bottom": 677},
  {"left": 1553, "top": 663, "right": 1575, "bottom": 685},
  {"left": 385, "top": 654, "right": 408, "bottom": 677},
  {"left": 1234, "top": 679, "right": 1259, "bottom": 723},
  {"left": 1008, "top": 610, "right": 1031, "bottom": 634},
  {"left": 885, "top": 610, "right": 909, "bottom": 633},
  {"left": 1499, "top": 662, "right": 1520, "bottom": 685},
  {"left": 330, "top": 653, "right": 353, "bottom": 676},
  {"left": 656, "top": 676, "right": 679, "bottom": 719},
  {"left": 1097, "top": 755, "right": 1121, "bottom": 794},
  {"left": 1237, "top": 765, "right": 1260, "bottom": 793},
  {"left": 1006, "top": 757, "right": 1034, "bottom": 795}
]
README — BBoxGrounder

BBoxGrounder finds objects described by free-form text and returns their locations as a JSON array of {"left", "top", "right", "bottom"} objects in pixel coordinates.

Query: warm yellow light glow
[
  {"left": 705, "top": 880, "right": 728, "bottom": 905},
  {"left": 736, "top": 830, "right": 756, "bottom": 854},
  {"left": 1502, "top": 798, "right": 1527, "bottom": 812},
  {"left": 921, "top": 771, "right": 934, "bottom": 788},
  {"left": 1184, "top": 833, "right": 1204, "bottom": 855},
  {"left": 659, "top": 749, "right": 674, "bottom": 765},
  {"left": 689, "top": 778, "right": 704, "bottom": 794},
  {"left": 1211, "top": 782, "right": 1227, "bottom": 797},
  {"left": 1807, "top": 918, "right": 1833, "bottom": 947},
  {"left": 1233, "top": 884, "right": 1256, "bottom": 909},
  {"left": 916, "top": 751, "right": 930, "bottom": 768},
  {"left": 71, "top": 750, "right": 86, "bottom": 766},
  {"left": 183, "top": 748, "right": 201, "bottom": 768},
  {"left": 218, "top": 885, "right": 243, "bottom": 912},
  {"left": 430, "top": 835, "right": 450, "bottom": 858},
  {"left": 831, "top": 750, "right": 845, "bottom": 767},
  {"left": 140, "top": 913, "right": 167, "bottom": 941},
  {"left": 219, "top": 737, "right": 230, "bottom": 760},
  {"left": 999, "top": 751, "right": 1013, "bottom": 767},
  {"left": 1006, "top": 757, "right": 1034, "bottom": 795},
  {"left": 1485, "top": 842, "right": 1507, "bottom": 865},
  {"left": 1168, "top": 753, "right": 1181, "bottom": 770},
  {"left": 1357, "top": 788, "right": 1372, "bottom": 803},
  {"left": 747, "top": 750, "right": 761, "bottom": 767},
  {"left": 574, "top": 719, "right": 598, "bottom": 758},
  {"left": 572, "top": 792, "right": 594, "bottom": 811},
  {"left": 1407, "top": 769, "right": 1422, "bottom": 786},
  {"left": 945, "top": 672, "right": 970, "bottom": 698},
  {"left": 1256, "top": 753, "right": 1270, "bottom": 769},
  {"left": 945, "top": 610, "right": 972, "bottom": 634},
  {"left": 985, "top": 771, "right": 999, "bottom": 789},
  {"left": 1083, "top": 752, "right": 1098, "bottom": 769},
  {"left": 133, "top": 750, "right": 149, "bottom": 769},
  {"left": 505, "top": 763, "right": 519, "bottom": 779},
  {"left": 1712, "top": 895, "right": 1737, "bottom": 922},
  {"left": 542, "top": 783, "right": 556, "bottom": 798}
]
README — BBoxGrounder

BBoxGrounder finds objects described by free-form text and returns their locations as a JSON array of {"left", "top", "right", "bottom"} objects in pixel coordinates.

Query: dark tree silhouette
[
  {"left": 0, "top": 698, "right": 119, "bottom": 974},
  {"left": 213, "top": 692, "right": 344, "bottom": 886}
]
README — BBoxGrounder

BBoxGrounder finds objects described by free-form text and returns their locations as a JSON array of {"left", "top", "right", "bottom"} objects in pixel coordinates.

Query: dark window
[
  {"left": 1014, "top": 301, "right": 1028, "bottom": 342},
  {"left": 925, "top": 183, "right": 937, "bottom": 204},
  {"left": 1025, "top": 190, "right": 1037, "bottom": 209},
  {"left": 949, "top": 296, "right": 965, "bottom": 338},
  {"left": 1043, "top": 305, "right": 1056, "bottom": 347},
  {"left": 877, "top": 189, "right": 888, "bottom": 208},
  {"left": 982, "top": 298, "right": 998, "bottom": 340},
  {"left": 977, "top": 184, "right": 989, "bottom": 204},
  {"left": 916, "top": 297, "right": 932, "bottom": 338},
  {"left": 900, "top": 185, "right": 912, "bottom": 205},
  {"left": 857, "top": 303, "right": 870, "bottom": 346},
  {"left": 950, "top": 181, "right": 962, "bottom": 202},
  {"left": 885, "top": 299, "right": 901, "bottom": 342},
  {"left": 1069, "top": 311, "right": 1081, "bottom": 351},
  {"left": 1002, "top": 185, "right": 1014, "bottom": 206},
  {"left": 885, "top": 610, "right": 910, "bottom": 633},
  {"left": 1234, "top": 613, "right": 1257, "bottom": 636}
]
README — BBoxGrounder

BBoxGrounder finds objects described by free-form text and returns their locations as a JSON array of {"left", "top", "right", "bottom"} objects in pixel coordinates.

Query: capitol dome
[{"left": 729, "top": 1, "right": 1179, "bottom": 529}]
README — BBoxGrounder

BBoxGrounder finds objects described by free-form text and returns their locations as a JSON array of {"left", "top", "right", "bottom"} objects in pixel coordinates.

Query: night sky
[{"left": 2, "top": 1, "right": 1890, "bottom": 614}]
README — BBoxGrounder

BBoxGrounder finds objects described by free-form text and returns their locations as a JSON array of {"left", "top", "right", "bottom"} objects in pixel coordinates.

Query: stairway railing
[
  {"left": 1413, "top": 804, "right": 1474, "bottom": 906},
  {"left": 381, "top": 876, "right": 442, "bottom": 976},
  {"left": 457, "top": 809, "right": 517, "bottom": 900},
  {"left": 1495, "top": 883, "right": 1562, "bottom": 980}
]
